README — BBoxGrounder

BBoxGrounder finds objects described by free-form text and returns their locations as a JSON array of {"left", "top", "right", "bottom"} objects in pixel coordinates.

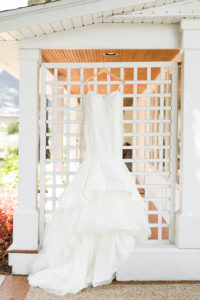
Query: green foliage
[
  {"left": 0, "top": 155, "right": 50, "bottom": 193},
  {"left": 7, "top": 121, "right": 19, "bottom": 135},
  {"left": 0, "top": 156, "right": 18, "bottom": 190},
  {"left": 7, "top": 145, "right": 18, "bottom": 156}
]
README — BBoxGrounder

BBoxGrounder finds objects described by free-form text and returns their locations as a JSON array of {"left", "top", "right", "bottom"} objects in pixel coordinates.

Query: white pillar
[
  {"left": 12, "top": 48, "right": 41, "bottom": 250},
  {"left": 175, "top": 20, "right": 200, "bottom": 248}
]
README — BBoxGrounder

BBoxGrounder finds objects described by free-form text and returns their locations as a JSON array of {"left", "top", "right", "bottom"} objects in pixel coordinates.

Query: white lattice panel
[{"left": 39, "top": 62, "right": 178, "bottom": 245}]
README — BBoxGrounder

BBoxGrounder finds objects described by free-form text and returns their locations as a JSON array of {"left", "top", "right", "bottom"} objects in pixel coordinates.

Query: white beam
[{"left": 19, "top": 23, "right": 180, "bottom": 49}]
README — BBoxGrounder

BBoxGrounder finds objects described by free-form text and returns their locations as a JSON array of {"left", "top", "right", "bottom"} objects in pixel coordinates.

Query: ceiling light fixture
[{"left": 103, "top": 52, "right": 118, "bottom": 56}]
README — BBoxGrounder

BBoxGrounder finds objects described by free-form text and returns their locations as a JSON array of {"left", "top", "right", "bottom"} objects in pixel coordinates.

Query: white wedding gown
[{"left": 28, "top": 90, "right": 151, "bottom": 296}]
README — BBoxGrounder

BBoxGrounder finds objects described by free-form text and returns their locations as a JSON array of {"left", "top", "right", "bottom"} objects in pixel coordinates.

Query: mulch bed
[{"left": 0, "top": 264, "right": 12, "bottom": 275}]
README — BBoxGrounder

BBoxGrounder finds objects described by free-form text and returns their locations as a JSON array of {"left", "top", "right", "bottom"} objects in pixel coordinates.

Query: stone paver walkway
[{"left": 0, "top": 275, "right": 200, "bottom": 300}]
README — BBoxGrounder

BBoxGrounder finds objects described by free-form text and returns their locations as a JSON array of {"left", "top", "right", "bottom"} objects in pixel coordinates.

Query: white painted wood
[
  {"left": 11, "top": 49, "right": 41, "bottom": 252},
  {"left": 181, "top": 18, "right": 200, "bottom": 30},
  {"left": 47, "top": 93, "right": 172, "bottom": 99},
  {"left": 79, "top": 67, "right": 84, "bottom": 164},
  {"left": 9, "top": 245, "right": 200, "bottom": 277},
  {"left": 116, "top": 245, "right": 200, "bottom": 280},
  {"left": 169, "top": 63, "right": 178, "bottom": 244},
  {"left": 9, "top": 253, "right": 38, "bottom": 275},
  {"left": 105, "top": 0, "right": 200, "bottom": 18},
  {"left": 9, "top": 30, "right": 26, "bottom": 40},
  {"left": 19, "top": 27, "right": 35, "bottom": 39},
  {"left": 44, "top": 61, "right": 175, "bottom": 68},
  {"left": 71, "top": 17, "right": 84, "bottom": 28},
  {"left": 175, "top": 21, "right": 200, "bottom": 248},
  {"left": 19, "top": 23, "right": 180, "bottom": 49},
  {"left": 0, "top": 0, "right": 162, "bottom": 32},
  {"left": 30, "top": 25, "right": 44, "bottom": 37},
  {"left": 51, "top": 21, "right": 64, "bottom": 32},
  {"left": 47, "top": 79, "right": 172, "bottom": 85},
  {"left": 39, "top": 61, "right": 178, "bottom": 247},
  {"left": 181, "top": 19, "right": 200, "bottom": 49},
  {"left": 65, "top": 67, "right": 71, "bottom": 185},
  {"left": 0, "top": 31, "right": 15, "bottom": 41},
  {"left": 39, "top": 65, "right": 46, "bottom": 245},
  {"left": 46, "top": 104, "right": 172, "bottom": 110},
  {"left": 0, "top": 0, "right": 198, "bottom": 45},
  {"left": 61, "top": 19, "right": 73, "bottom": 30},
  {"left": 40, "top": 23, "right": 55, "bottom": 34}
]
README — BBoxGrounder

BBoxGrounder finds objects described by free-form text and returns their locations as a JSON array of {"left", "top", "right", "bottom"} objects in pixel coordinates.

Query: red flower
[{"left": 0, "top": 208, "right": 13, "bottom": 268}]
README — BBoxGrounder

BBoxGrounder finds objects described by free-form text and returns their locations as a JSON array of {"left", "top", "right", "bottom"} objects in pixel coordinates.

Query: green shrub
[
  {"left": 7, "top": 145, "right": 18, "bottom": 156},
  {"left": 0, "top": 156, "right": 18, "bottom": 190},
  {"left": 7, "top": 121, "right": 19, "bottom": 135},
  {"left": 0, "top": 156, "right": 50, "bottom": 193}
]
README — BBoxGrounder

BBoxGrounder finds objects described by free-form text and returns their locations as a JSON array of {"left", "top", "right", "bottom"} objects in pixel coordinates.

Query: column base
[
  {"left": 175, "top": 210, "right": 200, "bottom": 248},
  {"left": 7, "top": 248, "right": 38, "bottom": 275},
  {"left": 12, "top": 209, "right": 39, "bottom": 250},
  {"left": 116, "top": 244, "right": 200, "bottom": 281}
]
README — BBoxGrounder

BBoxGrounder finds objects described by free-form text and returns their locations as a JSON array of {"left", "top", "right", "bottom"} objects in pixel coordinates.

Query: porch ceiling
[
  {"left": 42, "top": 49, "right": 182, "bottom": 98},
  {"left": 42, "top": 49, "right": 181, "bottom": 64},
  {"left": 42, "top": 48, "right": 182, "bottom": 79}
]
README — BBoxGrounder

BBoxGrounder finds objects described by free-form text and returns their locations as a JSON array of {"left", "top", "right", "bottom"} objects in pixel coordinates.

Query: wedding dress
[{"left": 27, "top": 90, "right": 151, "bottom": 296}]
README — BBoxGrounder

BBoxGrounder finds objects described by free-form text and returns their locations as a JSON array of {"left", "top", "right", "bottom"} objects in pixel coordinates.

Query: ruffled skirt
[{"left": 27, "top": 156, "right": 151, "bottom": 296}]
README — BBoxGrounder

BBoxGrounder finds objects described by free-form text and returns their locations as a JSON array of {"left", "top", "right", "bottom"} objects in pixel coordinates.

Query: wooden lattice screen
[{"left": 39, "top": 62, "right": 178, "bottom": 245}]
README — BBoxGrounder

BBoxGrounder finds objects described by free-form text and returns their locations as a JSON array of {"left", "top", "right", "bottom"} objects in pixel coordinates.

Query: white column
[
  {"left": 175, "top": 20, "right": 200, "bottom": 248},
  {"left": 12, "top": 48, "right": 41, "bottom": 250}
]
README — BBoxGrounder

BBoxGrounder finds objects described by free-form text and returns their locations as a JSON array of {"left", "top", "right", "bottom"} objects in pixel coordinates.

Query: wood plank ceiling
[
  {"left": 42, "top": 49, "right": 181, "bottom": 64},
  {"left": 42, "top": 49, "right": 182, "bottom": 97}
]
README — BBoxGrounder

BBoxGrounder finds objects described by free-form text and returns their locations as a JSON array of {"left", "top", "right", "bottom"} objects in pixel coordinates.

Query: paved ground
[{"left": 0, "top": 275, "right": 200, "bottom": 300}]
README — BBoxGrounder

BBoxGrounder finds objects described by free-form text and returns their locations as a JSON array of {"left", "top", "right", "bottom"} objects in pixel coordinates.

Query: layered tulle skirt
[{"left": 27, "top": 156, "right": 151, "bottom": 296}]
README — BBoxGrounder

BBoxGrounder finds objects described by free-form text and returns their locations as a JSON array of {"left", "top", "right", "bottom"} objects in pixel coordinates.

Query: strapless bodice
[{"left": 83, "top": 91, "right": 123, "bottom": 159}]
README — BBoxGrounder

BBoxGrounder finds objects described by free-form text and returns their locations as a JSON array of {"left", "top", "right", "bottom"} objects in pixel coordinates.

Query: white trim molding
[
  {"left": 102, "top": 0, "right": 200, "bottom": 19},
  {"left": 175, "top": 19, "right": 200, "bottom": 248}
]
